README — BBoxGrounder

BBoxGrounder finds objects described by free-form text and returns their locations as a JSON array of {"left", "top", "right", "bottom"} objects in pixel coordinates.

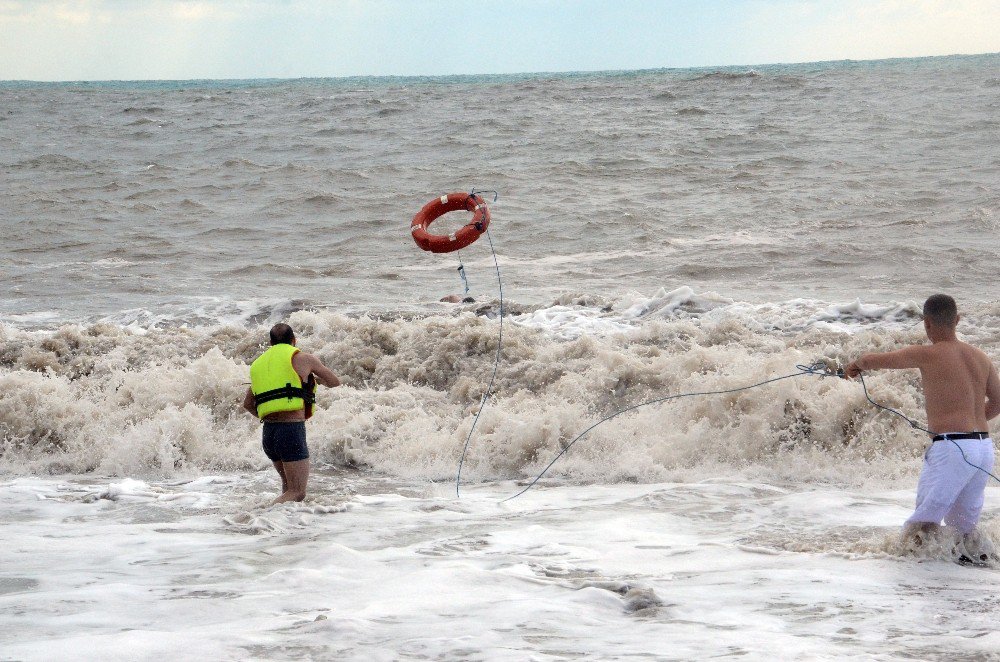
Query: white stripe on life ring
[
  {"left": 411, "top": 225, "right": 422, "bottom": 234},
  {"left": 440, "top": 195, "right": 448, "bottom": 204},
  {"left": 449, "top": 233, "right": 457, "bottom": 241}
]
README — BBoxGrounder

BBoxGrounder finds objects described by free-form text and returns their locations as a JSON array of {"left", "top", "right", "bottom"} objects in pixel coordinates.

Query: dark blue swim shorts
[{"left": 262, "top": 421, "right": 309, "bottom": 463}]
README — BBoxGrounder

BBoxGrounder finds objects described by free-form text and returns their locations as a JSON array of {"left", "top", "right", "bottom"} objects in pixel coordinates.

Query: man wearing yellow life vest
[{"left": 242, "top": 323, "right": 341, "bottom": 503}]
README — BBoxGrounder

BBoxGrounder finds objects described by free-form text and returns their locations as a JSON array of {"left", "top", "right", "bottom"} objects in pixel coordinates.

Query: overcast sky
[{"left": 1, "top": 0, "right": 998, "bottom": 81}]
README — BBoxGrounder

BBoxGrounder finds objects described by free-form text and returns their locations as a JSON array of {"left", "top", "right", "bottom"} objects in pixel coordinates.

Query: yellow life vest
[{"left": 249, "top": 343, "right": 314, "bottom": 419}]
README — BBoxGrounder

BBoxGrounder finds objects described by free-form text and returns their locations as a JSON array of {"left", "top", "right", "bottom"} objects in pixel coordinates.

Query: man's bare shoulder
[
  {"left": 956, "top": 340, "right": 994, "bottom": 365},
  {"left": 896, "top": 344, "right": 933, "bottom": 360},
  {"left": 291, "top": 350, "right": 320, "bottom": 369}
]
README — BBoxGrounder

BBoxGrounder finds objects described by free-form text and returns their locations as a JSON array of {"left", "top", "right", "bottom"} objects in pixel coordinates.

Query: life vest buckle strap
[{"left": 253, "top": 382, "right": 316, "bottom": 407}]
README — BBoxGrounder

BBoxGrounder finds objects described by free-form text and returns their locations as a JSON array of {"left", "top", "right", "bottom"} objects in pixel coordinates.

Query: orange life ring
[{"left": 410, "top": 193, "right": 491, "bottom": 253}]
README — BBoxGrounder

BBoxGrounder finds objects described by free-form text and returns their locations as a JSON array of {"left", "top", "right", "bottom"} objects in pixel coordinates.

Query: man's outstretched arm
[
  {"left": 305, "top": 354, "right": 341, "bottom": 388},
  {"left": 844, "top": 346, "right": 927, "bottom": 379}
]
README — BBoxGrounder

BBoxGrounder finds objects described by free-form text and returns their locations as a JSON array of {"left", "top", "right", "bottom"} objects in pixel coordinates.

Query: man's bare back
[{"left": 847, "top": 339, "right": 998, "bottom": 433}]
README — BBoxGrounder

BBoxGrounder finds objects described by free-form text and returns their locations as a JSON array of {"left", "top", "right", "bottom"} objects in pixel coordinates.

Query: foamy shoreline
[{"left": 2, "top": 473, "right": 998, "bottom": 660}]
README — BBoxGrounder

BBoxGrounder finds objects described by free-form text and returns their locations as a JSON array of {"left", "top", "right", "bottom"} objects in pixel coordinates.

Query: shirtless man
[
  {"left": 844, "top": 294, "right": 999, "bottom": 544},
  {"left": 242, "top": 323, "right": 340, "bottom": 503}
]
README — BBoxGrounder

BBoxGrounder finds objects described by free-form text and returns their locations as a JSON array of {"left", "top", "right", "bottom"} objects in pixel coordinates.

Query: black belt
[{"left": 931, "top": 432, "right": 990, "bottom": 442}]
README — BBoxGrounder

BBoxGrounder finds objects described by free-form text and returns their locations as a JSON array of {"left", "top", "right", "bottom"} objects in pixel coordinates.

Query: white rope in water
[
  {"left": 501, "top": 362, "right": 837, "bottom": 501},
  {"left": 500, "top": 366, "right": 1000, "bottom": 502},
  {"left": 454, "top": 195, "right": 503, "bottom": 497}
]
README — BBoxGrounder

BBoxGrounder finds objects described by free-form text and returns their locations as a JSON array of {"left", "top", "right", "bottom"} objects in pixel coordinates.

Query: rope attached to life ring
[{"left": 455, "top": 190, "right": 503, "bottom": 497}]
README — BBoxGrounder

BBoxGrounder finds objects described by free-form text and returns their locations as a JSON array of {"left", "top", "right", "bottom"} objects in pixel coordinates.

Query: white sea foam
[
  {"left": 1, "top": 474, "right": 998, "bottom": 660},
  {"left": 511, "top": 305, "right": 633, "bottom": 339},
  {"left": 0, "top": 291, "right": 993, "bottom": 490}
]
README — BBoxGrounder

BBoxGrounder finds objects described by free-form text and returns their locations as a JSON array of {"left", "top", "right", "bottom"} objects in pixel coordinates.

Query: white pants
[{"left": 906, "top": 437, "right": 995, "bottom": 534}]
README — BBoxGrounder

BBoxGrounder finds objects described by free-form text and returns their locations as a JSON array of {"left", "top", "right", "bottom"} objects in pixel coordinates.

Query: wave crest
[{"left": 0, "top": 297, "right": 955, "bottom": 488}]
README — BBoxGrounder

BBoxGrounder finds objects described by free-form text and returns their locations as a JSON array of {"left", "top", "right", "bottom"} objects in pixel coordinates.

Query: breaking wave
[{"left": 4, "top": 289, "right": 993, "bottom": 487}]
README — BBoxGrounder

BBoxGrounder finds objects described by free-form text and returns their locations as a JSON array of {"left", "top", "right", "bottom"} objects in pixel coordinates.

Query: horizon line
[{"left": 2, "top": 51, "right": 997, "bottom": 85}]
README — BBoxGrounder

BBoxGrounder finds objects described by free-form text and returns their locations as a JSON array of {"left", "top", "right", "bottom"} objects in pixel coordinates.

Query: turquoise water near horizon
[{"left": 2, "top": 51, "right": 996, "bottom": 89}]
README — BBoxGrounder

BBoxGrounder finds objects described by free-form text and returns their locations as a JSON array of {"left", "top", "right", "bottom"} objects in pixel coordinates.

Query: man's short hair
[
  {"left": 269, "top": 323, "right": 295, "bottom": 345},
  {"left": 923, "top": 294, "right": 958, "bottom": 327}
]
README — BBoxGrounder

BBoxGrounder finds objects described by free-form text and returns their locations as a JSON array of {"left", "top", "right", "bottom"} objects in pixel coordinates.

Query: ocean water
[{"left": 2, "top": 54, "right": 1000, "bottom": 660}]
